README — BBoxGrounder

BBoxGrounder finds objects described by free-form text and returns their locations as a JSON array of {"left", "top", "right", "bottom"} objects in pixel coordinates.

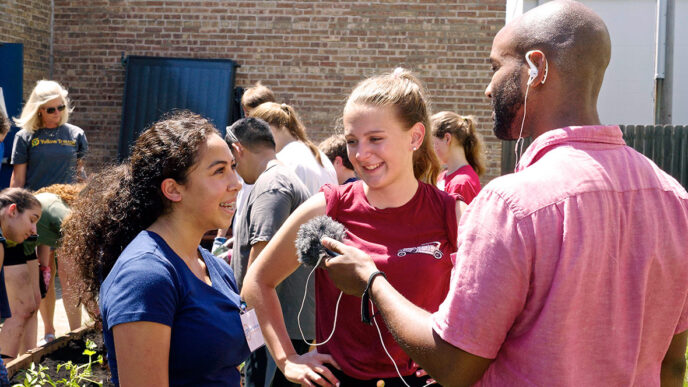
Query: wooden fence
[{"left": 500, "top": 125, "right": 687, "bottom": 188}]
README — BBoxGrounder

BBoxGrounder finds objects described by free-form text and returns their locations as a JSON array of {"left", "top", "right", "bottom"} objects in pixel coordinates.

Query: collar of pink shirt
[{"left": 515, "top": 125, "right": 625, "bottom": 172}]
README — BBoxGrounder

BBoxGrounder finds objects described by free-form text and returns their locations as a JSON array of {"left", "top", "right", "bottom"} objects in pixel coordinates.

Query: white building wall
[
  {"left": 673, "top": 0, "right": 688, "bottom": 123},
  {"left": 510, "top": 0, "right": 686, "bottom": 125}
]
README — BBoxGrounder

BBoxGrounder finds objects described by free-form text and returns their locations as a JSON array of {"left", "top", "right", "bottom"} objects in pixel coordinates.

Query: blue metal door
[
  {"left": 119, "top": 56, "right": 240, "bottom": 160},
  {"left": 0, "top": 43, "right": 24, "bottom": 188}
]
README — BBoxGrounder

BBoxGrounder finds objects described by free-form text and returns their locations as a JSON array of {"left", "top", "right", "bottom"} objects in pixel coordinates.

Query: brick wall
[
  {"left": 51, "top": 1, "right": 505, "bottom": 181},
  {"left": 0, "top": 0, "right": 51, "bottom": 100}
]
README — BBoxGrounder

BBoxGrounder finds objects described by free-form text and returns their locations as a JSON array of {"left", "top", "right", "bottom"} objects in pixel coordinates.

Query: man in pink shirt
[{"left": 321, "top": 1, "right": 688, "bottom": 386}]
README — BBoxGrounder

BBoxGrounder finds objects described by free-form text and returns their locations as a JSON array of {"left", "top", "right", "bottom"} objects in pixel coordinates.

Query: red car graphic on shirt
[{"left": 396, "top": 241, "right": 443, "bottom": 259}]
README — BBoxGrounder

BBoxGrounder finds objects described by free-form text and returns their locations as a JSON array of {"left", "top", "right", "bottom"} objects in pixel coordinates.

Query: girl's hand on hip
[{"left": 283, "top": 351, "right": 341, "bottom": 386}]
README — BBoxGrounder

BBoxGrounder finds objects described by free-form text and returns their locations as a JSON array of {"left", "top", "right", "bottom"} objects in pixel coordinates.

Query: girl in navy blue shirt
[{"left": 59, "top": 111, "right": 250, "bottom": 386}]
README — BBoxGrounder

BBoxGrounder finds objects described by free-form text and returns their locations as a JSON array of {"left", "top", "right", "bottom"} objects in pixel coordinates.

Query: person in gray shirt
[
  {"left": 225, "top": 117, "right": 312, "bottom": 387},
  {"left": 11, "top": 80, "right": 88, "bottom": 191}
]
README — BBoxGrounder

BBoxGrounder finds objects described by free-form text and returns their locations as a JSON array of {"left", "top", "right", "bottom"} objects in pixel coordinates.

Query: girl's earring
[{"left": 412, "top": 147, "right": 417, "bottom": 151}]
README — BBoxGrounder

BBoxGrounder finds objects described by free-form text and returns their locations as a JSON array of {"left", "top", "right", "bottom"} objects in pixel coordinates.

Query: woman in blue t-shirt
[{"left": 59, "top": 111, "right": 250, "bottom": 386}]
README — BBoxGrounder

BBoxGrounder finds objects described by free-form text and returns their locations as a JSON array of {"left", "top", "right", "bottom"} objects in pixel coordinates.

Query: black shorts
[{"left": 3, "top": 244, "right": 37, "bottom": 266}]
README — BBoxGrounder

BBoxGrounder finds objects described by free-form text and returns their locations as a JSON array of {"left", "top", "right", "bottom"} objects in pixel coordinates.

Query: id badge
[{"left": 240, "top": 308, "right": 265, "bottom": 352}]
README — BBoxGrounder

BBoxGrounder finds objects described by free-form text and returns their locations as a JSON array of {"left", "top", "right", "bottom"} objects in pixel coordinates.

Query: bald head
[
  {"left": 509, "top": 1, "right": 611, "bottom": 96},
  {"left": 485, "top": 1, "right": 612, "bottom": 139}
]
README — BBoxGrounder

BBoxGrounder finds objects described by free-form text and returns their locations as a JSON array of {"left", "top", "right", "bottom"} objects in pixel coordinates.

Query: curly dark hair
[{"left": 58, "top": 110, "right": 219, "bottom": 318}]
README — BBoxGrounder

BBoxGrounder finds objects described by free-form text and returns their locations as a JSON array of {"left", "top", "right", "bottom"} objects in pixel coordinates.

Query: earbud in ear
[
  {"left": 525, "top": 50, "right": 548, "bottom": 86},
  {"left": 525, "top": 50, "right": 539, "bottom": 85}
]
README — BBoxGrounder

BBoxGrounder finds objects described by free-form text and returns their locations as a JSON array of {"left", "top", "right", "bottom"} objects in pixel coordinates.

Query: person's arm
[
  {"left": 36, "top": 244, "right": 52, "bottom": 288},
  {"left": 36, "top": 244, "right": 52, "bottom": 267},
  {"left": 246, "top": 241, "right": 267, "bottom": 269},
  {"left": 103, "top": 251, "right": 178, "bottom": 386},
  {"left": 322, "top": 237, "right": 491, "bottom": 387},
  {"left": 10, "top": 133, "right": 28, "bottom": 188},
  {"left": 9, "top": 163, "right": 26, "bottom": 188},
  {"left": 237, "top": 241, "right": 268, "bottom": 300},
  {"left": 242, "top": 193, "right": 340, "bottom": 387},
  {"left": 661, "top": 330, "right": 687, "bottom": 386},
  {"left": 76, "top": 159, "right": 86, "bottom": 182},
  {"left": 455, "top": 199, "right": 467, "bottom": 245},
  {"left": 75, "top": 130, "right": 88, "bottom": 181},
  {"left": 113, "top": 321, "right": 171, "bottom": 387}
]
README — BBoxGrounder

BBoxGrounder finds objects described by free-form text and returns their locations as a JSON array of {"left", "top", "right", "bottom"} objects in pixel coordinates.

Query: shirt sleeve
[
  {"left": 76, "top": 130, "right": 88, "bottom": 159},
  {"left": 103, "top": 254, "right": 179, "bottom": 329},
  {"left": 48, "top": 200, "right": 70, "bottom": 246},
  {"left": 50, "top": 200, "right": 70, "bottom": 229},
  {"left": 10, "top": 131, "right": 29, "bottom": 165},
  {"left": 447, "top": 176, "right": 477, "bottom": 204},
  {"left": 432, "top": 190, "right": 533, "bottom": 359},
  {"left": 248, "top": 187, "right": 294, "bottom": 245}
]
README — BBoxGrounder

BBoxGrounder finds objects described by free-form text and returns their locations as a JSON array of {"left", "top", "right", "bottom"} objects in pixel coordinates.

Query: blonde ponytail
[{"left": 251, "top": 102, "right": 323, "bottom": 166}]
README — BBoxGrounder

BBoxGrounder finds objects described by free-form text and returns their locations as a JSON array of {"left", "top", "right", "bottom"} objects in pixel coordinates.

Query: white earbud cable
[
  {"left": 370, "top": 301, "right": 436, "bottom": 387},
  {"left": 298, "top": 255, "right": 343, "bottom": 346},
  {"left": 297, "top": 255, "right": 434, "bottom": 385},
  {"left": 514, "top": 82, "right": 531, "bottom": 170}
]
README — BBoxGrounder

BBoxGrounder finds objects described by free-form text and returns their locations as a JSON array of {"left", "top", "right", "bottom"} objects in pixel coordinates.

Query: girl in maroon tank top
[
  {"left": 242, "top": 68, "right": 464, "bottom": 386},
  {"left": 431, "top": 111, "right": 486, "bottom": 204}
]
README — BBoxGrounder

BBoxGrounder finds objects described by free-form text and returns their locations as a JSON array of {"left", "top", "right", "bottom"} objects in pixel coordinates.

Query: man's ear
[
  {"left": 160, "top": 178, "right": 183, "bottom": 203},
  {"left": 410, "top": 122, "right": 425, "bottom": 150},
  {"left": 527, "top": 50, "right": 549, "bottom": 88},
  {"left": 333, "top": 156, "right": 343, "bottom": 168}
]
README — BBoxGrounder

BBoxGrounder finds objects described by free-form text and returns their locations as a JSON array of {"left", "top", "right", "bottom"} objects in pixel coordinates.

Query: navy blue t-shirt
[
  {"left": 10, "top": 123, "right": 88, "bottom": 190},
  {"left": 100, "top": 231, "right": 250, "bottom": 386}
]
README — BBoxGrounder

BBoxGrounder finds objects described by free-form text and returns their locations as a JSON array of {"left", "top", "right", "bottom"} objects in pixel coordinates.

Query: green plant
[
  {"left": 13, "top": 363, "right": 53, "bottom": 387},
  {"left": 684, "top": 346, "right": 688, "bottom": 387},
  {"left": 13, "top": 339, "right": 104, "bottom": 387}
]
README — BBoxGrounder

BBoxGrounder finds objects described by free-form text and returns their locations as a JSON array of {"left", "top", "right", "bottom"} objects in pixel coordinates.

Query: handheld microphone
[
  {"left": 295, "top": 215, "right": 347, "bottom": 266},
  {"left": 294, "top": 216, "right": 430, "bottom": 386},
  {"left": 294, "top": 215, "right": 347, "bottom": 347}
]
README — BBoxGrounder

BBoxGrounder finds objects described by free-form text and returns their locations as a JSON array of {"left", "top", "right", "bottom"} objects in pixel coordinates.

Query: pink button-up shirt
[{"left": 432, "top": 125, "right": 688, "bottom": 386}]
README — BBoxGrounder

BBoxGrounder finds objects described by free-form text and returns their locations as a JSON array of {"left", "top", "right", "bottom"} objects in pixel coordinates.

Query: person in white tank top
[{"left": 250, "top": 102, "right": 337, "bottom": 195}]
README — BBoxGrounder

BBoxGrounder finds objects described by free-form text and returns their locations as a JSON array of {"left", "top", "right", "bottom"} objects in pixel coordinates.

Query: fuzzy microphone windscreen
[{"left": 295, "top": 215, "right": 347, "bottom": 266}]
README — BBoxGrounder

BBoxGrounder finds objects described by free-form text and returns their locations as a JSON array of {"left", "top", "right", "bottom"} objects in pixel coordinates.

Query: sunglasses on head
[{"left": 44, "top": 105, "right": 65, "bottom": 114}]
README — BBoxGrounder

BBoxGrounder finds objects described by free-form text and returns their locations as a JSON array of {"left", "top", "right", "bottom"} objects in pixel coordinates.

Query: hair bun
[{"left": 392, "top": 67, "right": 406, "bottom": 78}]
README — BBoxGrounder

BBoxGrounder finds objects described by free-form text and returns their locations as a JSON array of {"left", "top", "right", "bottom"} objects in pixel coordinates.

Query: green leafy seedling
[{"left": 13, "top": 338, "right": 104, "bottom": 387}]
